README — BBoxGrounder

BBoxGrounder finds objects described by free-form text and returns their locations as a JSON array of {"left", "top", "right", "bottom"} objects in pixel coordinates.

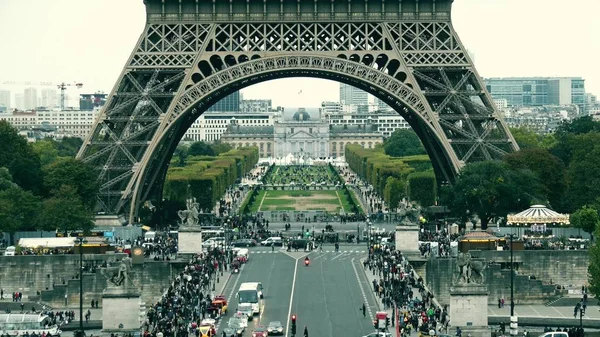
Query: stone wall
[
  {"left": 424, "top": 249, "right": 587, "bottom": 305},
  {"left": 0, "top": 254, "right": 186, "bottom": 307}
]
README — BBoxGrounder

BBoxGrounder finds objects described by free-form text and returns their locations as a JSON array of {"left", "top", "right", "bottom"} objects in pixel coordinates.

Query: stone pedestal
[
  {"left": 178, "top": 226, "right": 203, "bottom": 255},
  {"left": 395, "top": 223, "right": 420, "bottom": 255},
  {"left": 450, "top": 284, "right": 490, "bottom": 337},
  {"left": 102, "top": 287, "right": 143, "bottom": 332}
]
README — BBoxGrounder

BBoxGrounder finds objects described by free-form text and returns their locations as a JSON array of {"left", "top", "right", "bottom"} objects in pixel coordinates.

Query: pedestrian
[
  {"left": 361, "top": 303, "right": 366, "bottom": 318},
  {"left": 304, "top": 326, "right": 309, "bottom": 337}
]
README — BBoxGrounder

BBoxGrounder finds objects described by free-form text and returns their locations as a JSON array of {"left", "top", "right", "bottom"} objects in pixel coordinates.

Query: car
[
  {"left": 229, "top": 316, "right": 248, "bottom": 329},
  {"left": 228, "top": 320, "right": 245, "bottom": 336},
  {"left": 232, "top": 239, "right": 257, "bottom": 247},
  {"left": 361, "top": 333, "right": 393, "bottom": 337},
  {"left": 267, "top": 321, "right": 284, "bottom": 335},
  {"left": 221, "top": 327, "right": 238, "bottom": 337},
  {"left": 237, "top": 304, "right": 254, "bottom": 320},
  {"left": 252, "top": 325, "right": 268, "bottom": 337},
  {"left": 261, "top": 237, "right": 283, "bottom": 246}
]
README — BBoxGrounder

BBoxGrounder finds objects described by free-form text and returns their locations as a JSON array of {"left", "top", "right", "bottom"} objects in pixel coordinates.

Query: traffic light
[
  {"left": 386, "top": 317, "right": 390, "bottom": 327},
  {"left": 291, "top": 315, "right": 297, "bottom": 335}
]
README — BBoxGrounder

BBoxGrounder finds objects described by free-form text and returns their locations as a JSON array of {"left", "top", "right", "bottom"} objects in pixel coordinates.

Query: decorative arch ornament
[{"left": 77, "top": 0, "right": 519, "bottom": 223}]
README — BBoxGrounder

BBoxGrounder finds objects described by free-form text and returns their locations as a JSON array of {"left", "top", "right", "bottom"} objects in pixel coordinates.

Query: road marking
[
  {"left": 331, "top": 252, "right": 345, "bottom": 260},
  {"left": 528, "top": 305, "right": 543, "bottom": 317},
  {"left": 215, "top": 264, "right": 244, "bottom": 332},
  {"left": 352, "top": 258, "right": 374, "bottom": 319},
  {"left": 285, "top": 257, "right": 300, "bottom": 337},
  {"left": 550, "top": 306, "right": 567, "bottom": 318}
]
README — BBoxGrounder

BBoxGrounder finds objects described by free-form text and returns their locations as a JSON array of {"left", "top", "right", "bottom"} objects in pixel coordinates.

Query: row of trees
[
  {"left": 345, "top": 140, "right": 436, "bottom": 210},
  {"left": 0, "top": 122, "right": 98, "bottom": 242},
  {"left": 163, "top": 147, "right": 259, "bottom": 213}
]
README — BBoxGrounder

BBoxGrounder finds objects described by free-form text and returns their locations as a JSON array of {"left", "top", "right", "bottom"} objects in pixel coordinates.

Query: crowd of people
[
  {"left": 142, "top": 248, "right": 231, "bottom": 337},
  {"left": 365, "top": 245, "right": 450, "bottom": 336},
  {"left": 263, "top": 165, "right": 340, "bottom": 185}
]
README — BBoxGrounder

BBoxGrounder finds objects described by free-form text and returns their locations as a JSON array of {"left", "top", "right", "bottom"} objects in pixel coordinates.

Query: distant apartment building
[
  {"left": 0, "top": 109, "right": 100, "bottom": 139},
  {"left": 339, "top": 83, "right": 368, "bottom": 107},
  {"left": 183, "top": 112, "right": 275, "bottom": 142},
  {"left": 207, "top": 91, "right": 241, "bottom": 112},
  {"left": 327, "top": 113, "right": 410, "bottom": 138},
  {"left": 40, "top": 89, "right": 58, "bottom": 109},
  {"left": 24, "top": 88, "right": 38, "bottom": 110},
  {"left": 15, "top": 94, "right": 24, "bottom": 110},
  {"left": 0, "top": 90, "right": 10, "bottom": 109},
  {"left": 493, "top": 98, "right": 508, "bottom": 111},
  {"left": 240, "top": 99, "right": 272, "bottom": 113},
  {"left": 320, "top": 101, "right": 343, "bottom": 116},
  {"left": 484, "top": 77, "right": 586, "bottom": 112}
]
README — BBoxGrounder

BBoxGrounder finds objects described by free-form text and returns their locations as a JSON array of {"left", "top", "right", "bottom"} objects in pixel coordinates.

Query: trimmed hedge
[
  {"left": 407, "top": 171, "right": 437, "bottom": 207},
  {"left": 164, "top": 147, "right": 259, "bottom": 211}
]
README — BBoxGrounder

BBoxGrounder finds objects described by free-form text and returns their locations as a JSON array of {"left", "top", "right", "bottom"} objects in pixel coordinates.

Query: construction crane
[{"left": 1, "top": 81, "right": 83, "bottom": 110}]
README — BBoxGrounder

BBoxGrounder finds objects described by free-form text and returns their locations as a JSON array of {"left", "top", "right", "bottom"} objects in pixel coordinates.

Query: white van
[
  {"left": 237, "top": 282, "right": 264, "bottom": 314},
  {"left": 4, "top": 246, "right": 16, "bottom": 256},
  {"left": 144, "top": 231, "right": 156, "bottom": 241},
  {"left": 261, "top": 237, "right": 283, "bottom": 246}
]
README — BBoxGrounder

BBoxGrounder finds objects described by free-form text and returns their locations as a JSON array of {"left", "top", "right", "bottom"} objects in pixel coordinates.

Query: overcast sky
[{"left": 0, "top": 0, "right": 598, "bottom": 108}]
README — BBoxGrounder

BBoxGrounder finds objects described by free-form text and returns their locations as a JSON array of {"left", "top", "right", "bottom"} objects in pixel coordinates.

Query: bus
[
  {"left": 0, "top": 314, "right": 61, "bottom": 336},
  {"left": 236, "top": 282, "right": 264, "bottom": 315}
]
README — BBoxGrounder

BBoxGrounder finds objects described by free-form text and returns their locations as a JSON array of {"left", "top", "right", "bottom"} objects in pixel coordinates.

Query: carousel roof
[{"left": 507, "top": 204, "right": 570, "bottom": 225}]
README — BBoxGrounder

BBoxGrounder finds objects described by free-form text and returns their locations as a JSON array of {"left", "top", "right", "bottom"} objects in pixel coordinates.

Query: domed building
[{"left": 221, "top": 107, "right": 383, "bottom": 159}]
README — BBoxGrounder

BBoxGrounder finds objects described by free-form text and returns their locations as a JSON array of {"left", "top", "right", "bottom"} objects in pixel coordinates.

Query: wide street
[{"left": 217, "top": 246, "right": 378, "bottom": 337}]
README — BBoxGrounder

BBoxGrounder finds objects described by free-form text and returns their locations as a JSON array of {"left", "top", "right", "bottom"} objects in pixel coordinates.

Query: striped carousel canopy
[{"left": 507, "top": 205, "right": 570, "bottom": 226}]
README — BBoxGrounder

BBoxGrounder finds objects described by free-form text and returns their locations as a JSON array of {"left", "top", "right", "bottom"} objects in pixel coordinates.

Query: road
[{"left": 217, "top": 246, "right": 378, "bottom": 337}]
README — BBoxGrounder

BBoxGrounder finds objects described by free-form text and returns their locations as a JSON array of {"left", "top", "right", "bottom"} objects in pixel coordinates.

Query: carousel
[{"left": 507, "top": 204, "right": 570, "bottom": 237}]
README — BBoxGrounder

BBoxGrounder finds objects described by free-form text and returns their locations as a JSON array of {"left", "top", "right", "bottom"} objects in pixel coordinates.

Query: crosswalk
[{"left": 251, "top": 249, "right": 366, "bottom": 254}]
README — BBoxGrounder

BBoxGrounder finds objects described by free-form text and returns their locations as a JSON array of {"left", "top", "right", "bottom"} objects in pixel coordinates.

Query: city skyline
[{"left": 0, "top": 0, "right": 599, "bottom": 108}]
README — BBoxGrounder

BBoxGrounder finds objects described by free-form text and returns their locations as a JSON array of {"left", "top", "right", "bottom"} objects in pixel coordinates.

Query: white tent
[
  {"left": 507, "top": 205, "right": 570, "bottom": 233},
  {"left": 18, "top": 237, "right": 76, "bottom": 249}
]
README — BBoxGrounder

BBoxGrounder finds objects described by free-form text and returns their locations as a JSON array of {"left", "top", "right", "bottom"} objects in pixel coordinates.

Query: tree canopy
[
  {"left": 442, "top": 161, "right": 544, "bottom": 230},
  {"left": 43, "top": 158, "right": 99, "bottom": 210},
  {"left": 383, "top": 129, "right": 426, "bottom": 157}
]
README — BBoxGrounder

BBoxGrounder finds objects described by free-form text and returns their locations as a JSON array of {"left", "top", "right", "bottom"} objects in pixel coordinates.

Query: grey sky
[{"left": 0, "top": 0, "right": 598, "bottom": 108}]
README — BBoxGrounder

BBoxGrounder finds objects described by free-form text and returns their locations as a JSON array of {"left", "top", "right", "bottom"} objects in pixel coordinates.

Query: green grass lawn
[{"left": 247, "top": 189, "right": 354, "bottom": 212}]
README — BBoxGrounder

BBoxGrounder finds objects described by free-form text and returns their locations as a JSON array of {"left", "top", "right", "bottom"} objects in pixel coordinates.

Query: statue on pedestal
[
  {"left": 178, "top": 198, "right": 200, "bottom": 227},
  {"left": 455, "top": 252, "right": 487, "bottom": 284},
  {"left": 101, "top": 256, "right": 134, "bottom": 288}
]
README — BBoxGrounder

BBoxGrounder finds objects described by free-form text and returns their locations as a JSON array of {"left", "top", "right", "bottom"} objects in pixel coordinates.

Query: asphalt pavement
[
  {"left": 217, "top": 250, "right": 295, "bottom": 336},
  {"left": 292, "top": 247, "right": 376, "bottom": 337},
  {"left": 216, "top": 246, "right": 381, "bottom": 337}
]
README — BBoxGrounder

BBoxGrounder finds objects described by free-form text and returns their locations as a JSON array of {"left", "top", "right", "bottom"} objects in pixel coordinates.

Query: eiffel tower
[{"left": 77, "top": 0, "right": 519, "bottom": 223}]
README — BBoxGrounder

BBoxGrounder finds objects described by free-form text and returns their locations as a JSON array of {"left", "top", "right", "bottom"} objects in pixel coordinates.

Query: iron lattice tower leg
[{"left": 77, "top": 0, "right": 519, "bottom": 223}]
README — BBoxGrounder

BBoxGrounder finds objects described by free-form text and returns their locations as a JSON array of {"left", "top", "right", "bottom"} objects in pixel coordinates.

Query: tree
[
  {"left": 0, "top": 187, "right": 41, "bottom": 244},
  {"left": 9, "top": 156, "right": 44, "bottom": 195},
  {"left": 43, "top": 158, "right": 99, "bottom": 210},
  {"left": 383, "top": 130, "right": 426, "bottom": 157},
  {"left": 571, "top": 206, "right": 600, "bottom": 241},
  {"left": 510, "top": 127, "right": 542, "bottom": 149},
  {"left": 212, "top": 142, "right": 232, "bottom": 155},
  {"left": 442, "top": 161, "right": 544, "bottom": 230},
  {"left": 0, "top": 167, "right": 18, "bottom": 191},
  {"left": 188, "top": 141, "right": 215, "bottom": 156},
  {"left": 504, "top": 148, "right": 567, "bottom": 212},
  {"left": 0, "top": 121, "right": 34, "bottom": 168},
  {"left": 565, "top": 139, "right": 600, "bottom": 211},
  {"left": 55, "top": 137, "right": 83, "bottom": 157},
  {"left": 38, "top": 185, "right": 94, "bottom": 234},
  {"left": 383, "top": 177, "right": 405, "bottom": 211},
  {"left": 555, "top": 116, "right": 600, "bottom": 139},
  {"left": 32, "top": 140, "right": 60, "bottom": 166}
]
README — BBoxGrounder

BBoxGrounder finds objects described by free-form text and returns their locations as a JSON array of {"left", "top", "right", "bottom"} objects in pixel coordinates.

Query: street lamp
[
  {"left": 75, "top": 236, "right": 88, "bottom": 337},
  {"left": 509, "top": 232, "right": 517, "bottom": 337}
]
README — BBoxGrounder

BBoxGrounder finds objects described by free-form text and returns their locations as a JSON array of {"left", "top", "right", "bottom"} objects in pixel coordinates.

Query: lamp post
[
  {"left": 509, "top": 232, "right": 517, "bottom": 337},
  {"left": 75, "top": 237, "right": 88, "bottom": 337}
]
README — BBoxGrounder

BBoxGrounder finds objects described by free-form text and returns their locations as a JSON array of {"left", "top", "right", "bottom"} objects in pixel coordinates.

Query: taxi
[
  {"left": 212, "top": 295, "right": 228, "bottom": 314},
  {"left": 199, "top": 323, "right": 215, "bottom": 337}
]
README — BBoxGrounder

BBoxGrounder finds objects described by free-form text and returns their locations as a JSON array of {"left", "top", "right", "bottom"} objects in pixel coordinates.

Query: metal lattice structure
[{"left": 78, "top": 0, "right": 518, "bottom": 223}]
